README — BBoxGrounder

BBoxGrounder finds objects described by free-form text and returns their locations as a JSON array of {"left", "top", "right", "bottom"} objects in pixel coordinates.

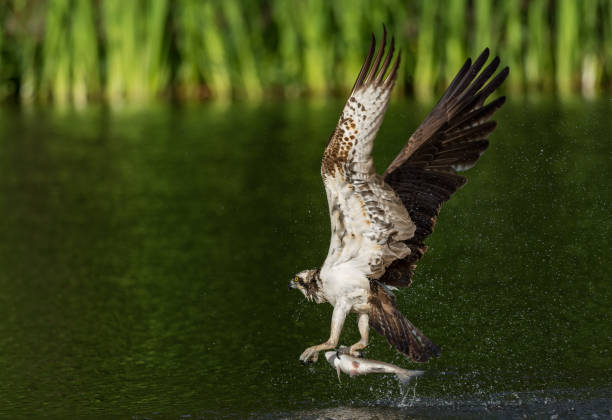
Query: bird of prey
[{"left": 289, "top": 28, "right": 508, "bottom": 364}]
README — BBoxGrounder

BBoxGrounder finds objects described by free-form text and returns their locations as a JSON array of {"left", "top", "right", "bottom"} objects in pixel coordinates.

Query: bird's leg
[
  {"left": 299, "top": 300, "right": 349, "bottom": 364},
  {"left": 348, "top": 313, "right": 369, "bottom": 357}
]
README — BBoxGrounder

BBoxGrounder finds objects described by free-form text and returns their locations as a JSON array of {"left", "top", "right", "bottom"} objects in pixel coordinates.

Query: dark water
[{"left": 0, "top": 100, "right": 610, "bottom": 419}]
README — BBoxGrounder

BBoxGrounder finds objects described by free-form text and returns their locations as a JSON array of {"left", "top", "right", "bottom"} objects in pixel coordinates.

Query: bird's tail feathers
[{"left": 369, "top": 281, "right": 441, "bottom": 363}]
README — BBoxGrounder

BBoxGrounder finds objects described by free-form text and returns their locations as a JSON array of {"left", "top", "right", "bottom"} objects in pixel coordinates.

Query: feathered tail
[{"left": 368, "top": 281, "right": 440, "bottom": 363}]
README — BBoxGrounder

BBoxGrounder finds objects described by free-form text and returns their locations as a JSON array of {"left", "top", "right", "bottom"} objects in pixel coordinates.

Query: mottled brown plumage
[
  {"left": 322, "top": 29, "right": 400, "bottom": 177},
  {"left": 291, "top": 29, "right": 508, "bottom": 365}
]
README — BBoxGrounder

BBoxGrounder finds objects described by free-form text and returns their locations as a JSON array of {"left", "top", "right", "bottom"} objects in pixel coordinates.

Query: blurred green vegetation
[{"left": 0, "top": 0, "right": 610, "bottom": 105}]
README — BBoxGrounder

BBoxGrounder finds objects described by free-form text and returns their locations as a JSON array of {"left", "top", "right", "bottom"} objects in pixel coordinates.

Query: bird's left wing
[{"left": 321, "top": 29, "right": 414, "bottom": 277}]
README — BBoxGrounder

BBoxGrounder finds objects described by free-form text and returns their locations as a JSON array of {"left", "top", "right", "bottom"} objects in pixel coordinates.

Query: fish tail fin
[
  {"left": 369, "top": 281, "right": 441, "bottom": 362},
  {"left": 395, "top": 368, "right": 424, "bottom": 385}
]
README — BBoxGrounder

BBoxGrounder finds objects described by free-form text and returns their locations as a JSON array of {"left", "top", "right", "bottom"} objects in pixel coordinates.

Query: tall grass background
[{"left": 0, "top": 0, "right": 610, "bottom": 105}]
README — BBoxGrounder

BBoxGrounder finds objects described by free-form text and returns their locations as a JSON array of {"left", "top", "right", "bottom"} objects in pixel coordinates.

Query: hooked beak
[{"left": 288, "top": 280, "right": 297, "bottom": 290}]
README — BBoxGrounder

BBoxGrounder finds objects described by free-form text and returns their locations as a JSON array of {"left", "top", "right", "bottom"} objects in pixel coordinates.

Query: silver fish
[{"left": 325, "top": 349, "right": 424, "bottom": 384}]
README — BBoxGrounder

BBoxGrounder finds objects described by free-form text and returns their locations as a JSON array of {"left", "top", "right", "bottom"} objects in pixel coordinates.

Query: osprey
[{"left": 290, "top": 29, "right": 508, "bottom": 364}]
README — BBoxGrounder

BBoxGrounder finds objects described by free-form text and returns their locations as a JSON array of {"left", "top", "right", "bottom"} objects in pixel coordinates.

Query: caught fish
[{"left": 325, "top": 348, "right": 424, "bottom": 384}]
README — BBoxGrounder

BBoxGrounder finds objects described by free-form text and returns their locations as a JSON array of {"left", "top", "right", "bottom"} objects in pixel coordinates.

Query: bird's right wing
[{"left": 379, "top": 49, "right": 509, "bottom": 288}]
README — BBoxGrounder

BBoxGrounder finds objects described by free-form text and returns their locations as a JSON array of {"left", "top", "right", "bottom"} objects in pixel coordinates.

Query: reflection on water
[
  {"left": 0, "top": 100, "right": 610, "bottom": 418},
  {"left": 286, "top": 388, "right": 612, "bottom": 419}
]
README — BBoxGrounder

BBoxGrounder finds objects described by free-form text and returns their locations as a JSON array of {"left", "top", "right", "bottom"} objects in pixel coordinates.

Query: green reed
[
  {"left": 199, "top": 2, "right": 232, "bottom": 100},
  {"left": 101, "top": 0, "right": 169, "bottom": 103},
  {"left": 0, "top": 8, "right": 3, "bottom": 92},
  {"left": 580, "top": 0, "right": 603, "bottom": 98},
  {"left": 413, "top": 0, "right": 437, "bottom": 100},
  {"left": 221, "top": 0, "right": 263, "bottom": 100},
  {"left": 332, "top": 0, "right": 365, "bottom": 91},
  {"left": 175, "top": 0, "right": 202, "bottom": 99},
  {"left": 273, "top": 0, "right": 302, "bottom": 96},
  {"left": 71, "top": 0, "right": 99, "bottom": 105},
  {"left": 556, "top": 0, "right": 579, "bottom": 97},
  {"left": 605, "top": 0, "right": 612, "bottom": 89},
  {"left": 40, "top": 0, "right": 71, "bottom": 104},
  {"left": 444, "top": 0, "right": 466, "bottom": 86},
  {"left": 474, "top": 0, "right": 494, "bottom": 53},
  {"left": 503, "top": 0, "right": 524, "bottom": 94},
  {"left": 297, "top": 0, "right": 331, "bottom": 96},
  {"left": 525, "top": 0, "right": 551, "bottom": 93},
  {"left": 0, "top": 0, "right": 610, "bottom": 105}
]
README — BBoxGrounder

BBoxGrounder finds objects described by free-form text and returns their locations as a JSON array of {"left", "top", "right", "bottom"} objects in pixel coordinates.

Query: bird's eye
[{"left": 294, "top": 276, "right": 299, "bottom": 282}]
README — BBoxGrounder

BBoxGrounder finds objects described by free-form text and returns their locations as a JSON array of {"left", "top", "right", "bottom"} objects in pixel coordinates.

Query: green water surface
[{"left": 0, "top": 100, "right": 610, "bottom": 418}]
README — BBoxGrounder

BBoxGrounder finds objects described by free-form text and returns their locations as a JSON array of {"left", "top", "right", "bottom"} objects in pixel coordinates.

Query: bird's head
[{"left": 288, "top": 268, "right": 324, "bottom": 303}]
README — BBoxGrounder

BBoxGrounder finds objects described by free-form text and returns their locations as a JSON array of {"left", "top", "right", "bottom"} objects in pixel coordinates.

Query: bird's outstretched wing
[
  {"left": 321, "top": 28, "right": 398, "bottom": 178},
  {"left": 379, "top": 48, "right": 509, "bottom": 288},
  {"left": 321, "top": 29, "right": 414, "bottom": 278}
]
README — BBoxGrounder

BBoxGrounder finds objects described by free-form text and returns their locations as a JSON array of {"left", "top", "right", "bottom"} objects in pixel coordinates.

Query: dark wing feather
[
  {"left": 379, "top": 49, "right": 508, "bottom": 288},
  {"left": 368, "top": 281, "right": 440, "bottom": 362}
]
